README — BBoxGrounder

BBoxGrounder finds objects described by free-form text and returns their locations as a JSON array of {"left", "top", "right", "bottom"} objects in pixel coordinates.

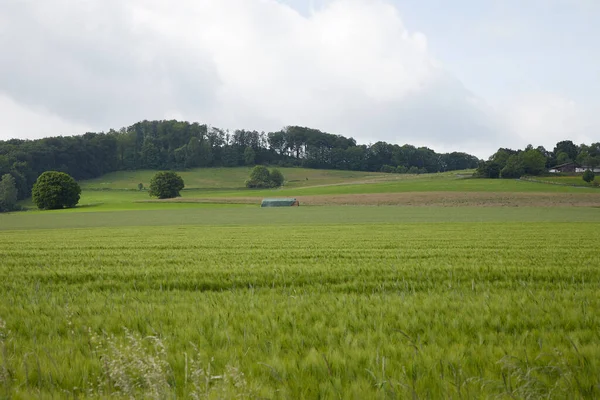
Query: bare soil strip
[{"left": 141, "top": 192, "right": 600, "bottom": 207}]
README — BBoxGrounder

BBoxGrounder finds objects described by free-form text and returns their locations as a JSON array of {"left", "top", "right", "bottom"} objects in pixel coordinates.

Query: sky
[{"left": 0, "top": 0, "right": 598, "bottom": 158}]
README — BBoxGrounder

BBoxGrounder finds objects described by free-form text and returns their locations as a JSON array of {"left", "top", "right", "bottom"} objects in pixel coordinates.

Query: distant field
[
  {"left": 3, "top": 206, "right": 600, "bottom": 231},
  {"left": 523, "top": 175, "right": 599, "bottom": 187},
  {"left": 47, "top": 169, "right": 599, "bottom": 212},
  {"left": 80, "top": 168, "right": 600, "bottom": 196},
  {"left": 80, "top": 167, "right": 403, "bottom": 190}
]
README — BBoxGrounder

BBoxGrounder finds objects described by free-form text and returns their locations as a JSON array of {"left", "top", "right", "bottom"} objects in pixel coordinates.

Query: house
[
  {"left": 548, "top": 162, "right": 579, "bottom": 173},
  {"left": 576, "top": 166, "right": 600, "bottom": 173},
  {"left": 549, "top": 162, "right": 600, "bottom": 173}
]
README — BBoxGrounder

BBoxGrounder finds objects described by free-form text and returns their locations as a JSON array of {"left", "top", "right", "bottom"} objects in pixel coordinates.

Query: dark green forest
[{"left": 0, "top": 120, "right": 480, "bottom": 199}]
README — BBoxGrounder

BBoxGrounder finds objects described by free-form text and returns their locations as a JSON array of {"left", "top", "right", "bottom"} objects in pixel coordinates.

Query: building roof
[{"left": 549, "top": 162, "right": 580, "bottom": 169}]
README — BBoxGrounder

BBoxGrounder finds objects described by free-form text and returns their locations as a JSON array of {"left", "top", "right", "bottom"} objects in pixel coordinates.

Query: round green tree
[
  {"left": 149, "top": 171, "right": 185, "bottom": 199},
  {"left": 245, "top": 166, "right": 285, "bottom": 188},
  {"left": 245, "top": 165, "right": 271, "bottom": 188},
  {"left": 582, "top": 169, "right": 595, "bottom": 183},
  {"left": 32, "top": 171, "right": 81, "bottom": 210},
  {"left": 269, "top": 168, "right": 285, "bottom": 187}
]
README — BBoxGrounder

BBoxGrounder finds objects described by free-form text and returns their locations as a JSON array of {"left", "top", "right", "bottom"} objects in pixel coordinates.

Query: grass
[
  {"left": 14, "top": 168, "right": 597, "bottom": 213},
  {"left": 523, "top": 174, "right": 599, "bottom": 187},
  {"left": 80, "top": 167, "right": 400, "bottom": 190},
  {"left": 2, "top": 168, "right": 600, "bottom": 398},
  {"left": 81, "top": 168, "right": 600, "bottom": 197},
  {"left": 3, "top": 206, "right": 600, "bottom": 231},
  {"left": 1, "top": 219, "right": 599, "bottom": 398}
]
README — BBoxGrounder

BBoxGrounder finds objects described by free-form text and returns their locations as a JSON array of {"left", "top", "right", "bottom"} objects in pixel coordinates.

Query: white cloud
[
  {"left": 501, "top": 93, "right": 598, "bottom": 150},
  {"left": 0, "top": 94, "right": 91, "bottom": 140},
  {"left": 2, "top": 0, "right": 592, "bottom": 158}
]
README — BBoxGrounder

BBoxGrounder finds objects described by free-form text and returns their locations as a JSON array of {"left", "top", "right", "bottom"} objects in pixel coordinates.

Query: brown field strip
[{"left": 142, "top": 192, "right": 600, "bottom": 207}]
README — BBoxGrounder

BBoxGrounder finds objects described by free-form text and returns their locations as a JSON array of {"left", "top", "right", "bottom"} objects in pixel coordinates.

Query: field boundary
[
  {"left": 138, "top": 191, "right": 600, "bottom": 207},
  {"left": 520, "top": 176, "right": 598, "bottom": 189}
]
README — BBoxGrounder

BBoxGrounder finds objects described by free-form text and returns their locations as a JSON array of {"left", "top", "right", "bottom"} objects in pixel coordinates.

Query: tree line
[
  {"left": 476, "top": 141, "right": 600, "bottom": 179},
  {"left": 0, "top": 120, "right": 480, "bottom": 200}
]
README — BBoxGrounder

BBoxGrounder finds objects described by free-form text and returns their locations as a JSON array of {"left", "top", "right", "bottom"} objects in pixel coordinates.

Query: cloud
[
  {"left": 1, "top": 0, "right": 567, "bottom": 158},
  {"left": 0, "top": 94, "right": 91, "bottom": 139},
  {"left": 500, "top": 93, "right": 599, "bottom": 150}
]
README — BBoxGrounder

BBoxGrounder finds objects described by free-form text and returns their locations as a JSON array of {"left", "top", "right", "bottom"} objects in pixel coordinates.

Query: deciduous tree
[
  {"left": 149, "top": 172, "right": 185, "bottom": 199},
  {"left": 32, "top": 171, "right": 81, "bottom": 210},
  {"left": 0, "top": 173, "right": 18, "bottom": 212}
]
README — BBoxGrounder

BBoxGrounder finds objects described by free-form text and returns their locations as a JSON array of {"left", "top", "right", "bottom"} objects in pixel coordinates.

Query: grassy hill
[{"left": 80, "top": 167, "right": 401, "bottom": 190}]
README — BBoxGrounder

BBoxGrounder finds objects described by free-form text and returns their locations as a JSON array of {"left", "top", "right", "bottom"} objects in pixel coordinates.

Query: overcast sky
[{"left": 1, "top": 0, "right": 598, "bottom": 157}]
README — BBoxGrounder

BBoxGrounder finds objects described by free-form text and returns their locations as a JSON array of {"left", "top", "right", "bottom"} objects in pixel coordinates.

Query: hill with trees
[
  {"left": 1, "top": 119, "right": 597, "bottom": 201},
  {"left": 0, "top": 120, "right": 479, "bottom": 200}
]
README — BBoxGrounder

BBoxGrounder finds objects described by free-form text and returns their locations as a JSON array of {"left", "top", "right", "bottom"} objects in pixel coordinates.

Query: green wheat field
[{"left": 1, "top": 169, "right": 599, "bottom": 398}]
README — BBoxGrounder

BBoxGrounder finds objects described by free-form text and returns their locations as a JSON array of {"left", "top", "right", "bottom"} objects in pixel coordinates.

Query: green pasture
[
  {"left": 1, "top": 218, "right": 599, "bottom": 398},
  {"left": 13, "top": 169, "right": 597, "bottom": 214},
  {"left": 81, "top": 168, "right": 599, "bottom": 198},
  {"left": 80, "top": 167, "right": 399, "bottom": 190},
  {"left": 197, "top": 175, "right": 598, "bottom": 198},
  {"left": 524, "top": 174, "right": 598, "bottom": 187}
]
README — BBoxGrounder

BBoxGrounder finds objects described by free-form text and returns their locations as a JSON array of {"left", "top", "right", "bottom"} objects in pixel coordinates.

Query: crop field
[
  {"left": 2, "top": 169, "right": 600, "bottom": 398},
  {"left": 1, "top": 205, "right": 600, "bottom": 399}
]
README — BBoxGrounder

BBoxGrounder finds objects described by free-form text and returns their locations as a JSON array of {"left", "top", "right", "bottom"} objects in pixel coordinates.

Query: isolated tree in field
[
  {"left": 246, "top": 166, "right": 271, "bottom": 188},
  {"left": 0, "top": 173, "right": 18, "bottom": 212},
  {"left": 245, "top": 166, "right": 285, "bottom": 188},
  {"left": 583, "top": 169, "right": 595, "bottom": 183},
  {"left": 32, "top": 171, "right": 81, "bottom": 210},
  {"left": 270, "top": 168, "right": 285, "bottom": 187},
  {"left": 149, "top": 171, "right": 185, "bottom": 199}
]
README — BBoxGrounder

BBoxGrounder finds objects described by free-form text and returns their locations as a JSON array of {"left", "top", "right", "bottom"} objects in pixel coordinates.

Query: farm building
[
  {"left": 577, "top": 166, "right": 600, "bottom": 173},
  {"left": 549, "top": 162, "right": 600, "bottom": 173},
  {"left": 549, "top": 162, "right": 579, "bottom": 173},
  {"left": 261, "top": 198, "right": 299, "bottom": 207}
]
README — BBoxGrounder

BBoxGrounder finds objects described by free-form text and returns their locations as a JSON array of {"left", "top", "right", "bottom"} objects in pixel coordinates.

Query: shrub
[
  {"left": 149, "top": 172, "right": 185, "bottom": 199},
  {"left": 582, "top": 169, "right": 595, "bottom": 183},
  {"left": 32, "top": 171, "right": 81, "bottom": 210},
  {"left": 476, "top": 161, "right": 501, "bottom": 179}
]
